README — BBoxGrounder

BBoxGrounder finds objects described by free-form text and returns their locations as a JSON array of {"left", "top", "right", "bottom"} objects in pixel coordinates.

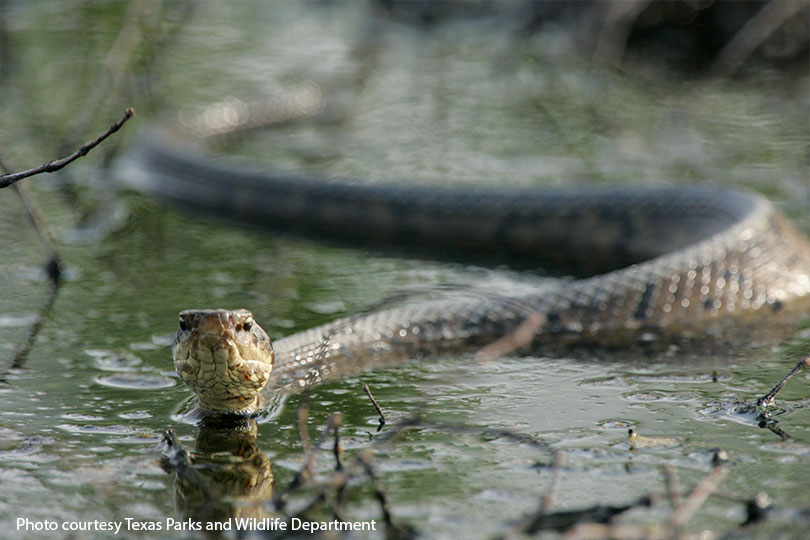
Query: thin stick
[
  {"left": 332, "top": 413, "right": 344, "bottom": 471},
  {"left": 475, "top": 312, "right": 546, "bottom": 361},
  {"left": 669, "top": 451, "right": 728, "bottom": 529},
  {"left": 709, "top": 0, "right": 808, "bottom": 78},
  {"left": 357, "top": 453, "right": 402, "bottom": 534},
  {"left": 0, "top": 108, "right": 135, "bottom": 188},
  {"left": 363, "top": 382, "right": 386, "bottom": 432},
  {"left": 663, "top": 464, "right": 685, "bottom": 540},
  {"left": 297, "top": 399, "right": 314, "bottom": 477},
  {"left": 565, "top": 523, "right": 665, "bottom": 540},
  {"left": 662, "top": 464, "right": 683, "bottom": 512},
  {"left": 540, "top": 451, "right": 564, "bottom": 514},
  {"left": 275, "top": 409, "right": 342, "bottom": 511},
  {"left": 158, "top": 429, "right": 218, "bottom": 521},
  {"left": 757, "top": 354, "right": 810, "bottom": 407},
  {"left": 331, "top": 414, "right": 346, "bottom": 518}
]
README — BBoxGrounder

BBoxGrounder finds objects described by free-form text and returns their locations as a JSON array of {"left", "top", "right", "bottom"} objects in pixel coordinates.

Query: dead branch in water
[
  {"left": 758, "top": 353, "right": 810, "bottom": 408},
  {"left": 362, "top": 382, "right": 387, "bottom": 431},
  {"left": 0, "top": 108, "right": 134, "bottom": 189}
]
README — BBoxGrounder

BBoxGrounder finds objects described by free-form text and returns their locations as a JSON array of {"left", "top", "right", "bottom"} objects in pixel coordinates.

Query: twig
[
  {"left": 358, "top": 454, "right": 394, "bottom": 527},
  {"left": 331, "top": 414, "right": 346, "bottom": 518},
  {"left": 565, "top": 522, "right": 665, "bottom": 540},
  {"left": 332, "top": 413, "right": 344, "bottom": 471},
  {"left": 529, "top": 499, "right": 651, "bottom": 536},
  {"left": 0, "top": 108, "right": 134, "bottom": 188},
  {"left": 363, "top": 382, "right": 386, "bottom": 432},
  {"left": 274, "top": 407, "right": 343, "bottom": 511},
  {"left": 662, "top": 464, "right": 683, "bottom": 514},
  {"left": 757, "top": 354, "right": 810, "bottom": 408},
  {"left": 669, "top": 451, "right": 728, "bottom": 529},
  {"left": 760, "top": 419, "right": 792, "bottom": 441},
  {"left": 709, "top": 0, "right": 808, "bottom": 78},
  {"left": 297, "top": 398, "right": 314, "bottom": 476},
  {"left": 475, "top": 312, "right": 546, "bottom": 361},
  {"left": 494, "top": 451, "right": 568, "bottom": 540},
  {"left": 358, "top": 453, "right": 418, "bottom": 540},
  {"left": 0, "top": 157, "right": 63, "bottom": 373},
  {"left": 280, "top": 416, "right": 557, "bottom": 538},
  {"left": 663, "top": 464, "right": 685, "bottom": 540},
  {"left": 592, "top": 0, "right": 652, "bottom": 67},
  {"left": 158, "top": 429, "right": 218, "bottom": 521},
  {"left": 541, "top": 451, "right": 564, "bottom": 514}
]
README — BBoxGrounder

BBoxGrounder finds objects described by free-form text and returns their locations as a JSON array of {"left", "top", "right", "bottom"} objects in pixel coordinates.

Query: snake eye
[
  {"left": 242, "top": 320, "right": 253, "bottom": 331},
  {"left": 179, "top": 319, "right": 188, "bottom": 331}
]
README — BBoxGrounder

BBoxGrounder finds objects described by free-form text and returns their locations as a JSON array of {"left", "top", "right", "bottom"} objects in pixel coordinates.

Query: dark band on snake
[{"left": 121, "top": 101, "right": 810, "bottom": 415}]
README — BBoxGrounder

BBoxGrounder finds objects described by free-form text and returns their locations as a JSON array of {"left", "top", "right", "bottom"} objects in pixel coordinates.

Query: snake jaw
[{"left": 172, "top": 309, "right": 275, "bottom": 413}]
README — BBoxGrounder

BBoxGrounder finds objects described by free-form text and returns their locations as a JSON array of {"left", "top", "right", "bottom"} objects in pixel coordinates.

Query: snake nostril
[
  {"left": 179, "top": 318, "right": 188, "bottom": 331},
  {"left": 243, "top": 320, "right": 252, "bottom": 331}
]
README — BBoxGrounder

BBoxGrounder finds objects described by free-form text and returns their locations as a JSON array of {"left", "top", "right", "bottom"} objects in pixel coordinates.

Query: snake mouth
[{"left": 172, "top": 309, "right": 275, "bottom": 413}]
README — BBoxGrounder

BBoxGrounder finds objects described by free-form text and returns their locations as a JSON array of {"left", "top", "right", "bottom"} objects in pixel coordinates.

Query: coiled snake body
[{"left": 123, "top": 126, "right": 810, "bottom": 414}]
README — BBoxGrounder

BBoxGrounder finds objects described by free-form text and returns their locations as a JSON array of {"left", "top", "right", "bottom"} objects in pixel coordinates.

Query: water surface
[{"left": 1, "top": 3, "right": 809, "bottom": 539}]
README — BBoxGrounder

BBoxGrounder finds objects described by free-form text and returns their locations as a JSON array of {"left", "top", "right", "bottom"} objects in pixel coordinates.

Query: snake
[{"left": 120, "top": 97, "right": 810, "bottom": 415}]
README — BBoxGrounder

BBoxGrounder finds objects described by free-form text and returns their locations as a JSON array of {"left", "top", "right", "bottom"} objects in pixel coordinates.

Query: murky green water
[{"left": 1, "top": 2, "right": 809, "bottom": 539}]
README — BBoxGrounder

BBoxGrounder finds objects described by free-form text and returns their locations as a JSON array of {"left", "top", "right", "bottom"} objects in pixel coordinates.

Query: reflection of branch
[
  {"left": 4, "top": 269, "right": 59, "bottom": 373},
  {"left": 0, "top": 108, "right": 134, "bottom": 189}
]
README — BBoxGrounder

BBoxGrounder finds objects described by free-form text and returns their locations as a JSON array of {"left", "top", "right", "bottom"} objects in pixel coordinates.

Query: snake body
[{"left": 123, "top": 127, "right": 810, "bottom": 414}]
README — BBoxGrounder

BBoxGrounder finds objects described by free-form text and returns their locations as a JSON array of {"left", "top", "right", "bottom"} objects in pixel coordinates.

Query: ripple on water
[
  {"left": 57, "top": 424, "right": 137, "bottom": 435},
  {"left": 118, "top": 432, "right": 163, "bottom": 444},
  {"left": 84, "top": 349, "right": 142, "bottom": 372},
  {"left": 579, "top": 376, "right": 631, "bottom": 389},
  {"left": 94, "top": 373, "right": 176, "bottom": 390},
  {"left": 0, "top": 426, "right": 48, "bottom": 460},
  {"left": 118, "top": 410, "right": 153, "bottom": 420},
  {"left": 624, "top": 390, "right": 696, "bottom": 402},
  {"left": 61, "top": 413, "right": 104, "bottom": 421},
  {"left": 625, "top": 371, "right": 728, "bottom": 384}
]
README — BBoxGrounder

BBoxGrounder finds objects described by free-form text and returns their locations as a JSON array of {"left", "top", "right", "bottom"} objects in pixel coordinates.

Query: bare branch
[
  {"left": 0, "top": 108, "right": 135, "bottom": 189},
  {"left": 709, "top": 0, "right": 808, "bottom": 78},
  {"left": 758, "top": 354, "right": 810, "bottom": 407},
  {"left": 475, "top": 312, "right": 546, "bottom": 361},
  {"left": 669, "top": 451, "right": 728, "bottom": 529},
  {"left": 363, "top": 382, "right": 386, "bottom": 431},
  {"left": 541, "top": 451, "right": 565, "bottom": 514}
]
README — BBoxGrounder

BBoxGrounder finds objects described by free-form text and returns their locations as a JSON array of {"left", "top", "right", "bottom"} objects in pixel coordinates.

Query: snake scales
[{"left": 121, "top": 112, "right": 810, "bottom": 414}]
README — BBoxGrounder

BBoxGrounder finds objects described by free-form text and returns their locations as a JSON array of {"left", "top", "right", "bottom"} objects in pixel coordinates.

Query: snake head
[{"left": 172, "top": 309, "right": 274, "bottom": 413}]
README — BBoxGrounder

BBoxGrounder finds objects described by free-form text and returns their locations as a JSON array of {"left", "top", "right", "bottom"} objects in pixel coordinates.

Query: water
[{"left": 1, "top": 2, "right": 809, "bottom": 539}]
